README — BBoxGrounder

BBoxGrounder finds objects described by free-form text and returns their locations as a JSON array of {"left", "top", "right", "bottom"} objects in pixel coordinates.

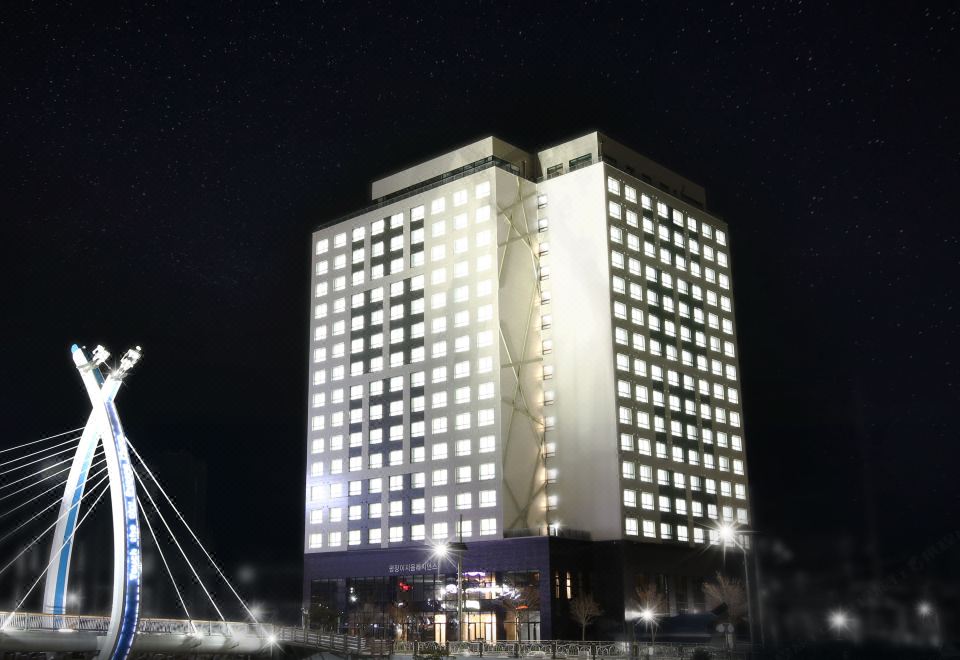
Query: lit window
[
  {"left": 479, "top": 490, "right": 496, "bottom": 508},
  {"left": 480, "top": 518, "right": 497, "bottom": 536}
]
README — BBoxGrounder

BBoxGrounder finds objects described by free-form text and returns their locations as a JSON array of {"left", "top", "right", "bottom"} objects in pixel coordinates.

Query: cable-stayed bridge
[{"left": 0, "top": 344, "right": 389, "bottom": 659}]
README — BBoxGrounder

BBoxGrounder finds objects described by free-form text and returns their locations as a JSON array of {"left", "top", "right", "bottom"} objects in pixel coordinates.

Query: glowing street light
[
  {"left": 917, "top": 601, "right": 933, "bottom": 618},
  {"left": 828, "top": 609, "right": 850, "bottom": 632},
  {"left": 637, "top": 608, "right": 658, "bottom": 654},
  {"left": 431, "top": 538, "right": 468, "bottom": 641},
  {"left": 716, "top": 522, "right": 756, "bottom": 647}
]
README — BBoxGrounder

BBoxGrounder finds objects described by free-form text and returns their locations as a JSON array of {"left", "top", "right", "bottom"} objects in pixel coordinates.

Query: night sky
[{"left": 3, "top": 2, "right": 959, "bottom": 615}]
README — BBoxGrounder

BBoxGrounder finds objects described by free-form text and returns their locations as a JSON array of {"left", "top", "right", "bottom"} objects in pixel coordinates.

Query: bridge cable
[
  {"left": 136, "top": 493, "right": 196, "bottom": 631},
  {"left": 0, "top": 437, "right": 83, "bottom": 476},
  {"left": 0, "top": 426, "right": 85, "bottom": 456},
  {"left": 0, "top": 470, "right": 112, "bottom": 582},
  {"left": 0, "top": 477, "right": 111, "bottom": 631},
  {"left": 0, "top": 458, "right": 77, "bottom": 500},
  {"left": 0, "top": 462, "right": 86, "bottom": 522},
  {"left": 0, "top": 434, "right": 82, "bottom": 470},
  {"left": 127, "top": 440, "right": 261, "bottom": 626},
  {"left": 131, "top": 465, "right": 226, "bottom": 622},
  {"left": 0, "top": 461, "right": 109, "bottom": 548}
]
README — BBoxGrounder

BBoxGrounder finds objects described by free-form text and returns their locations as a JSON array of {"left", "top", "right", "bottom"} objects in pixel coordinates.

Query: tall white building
[{"left": 303, "top": 133, "right": 751, "bottom": 641}]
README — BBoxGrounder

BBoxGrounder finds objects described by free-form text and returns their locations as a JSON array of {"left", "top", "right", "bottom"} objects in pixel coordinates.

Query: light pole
[
  {"left": 431, "top": 539, "right": 468, "bottom": 642},
  {"left": 638, "top": 608, "right": 657, "bottom": 656},
  {"left": 916, "top": 602, "right": 939, "bottom": 646},
  {"left": 717, "top": 523, "right": 754, "bottom": 648}
]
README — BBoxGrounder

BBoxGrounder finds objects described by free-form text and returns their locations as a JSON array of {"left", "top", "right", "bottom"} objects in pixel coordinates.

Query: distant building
[{"left": 303, "top": 133, "right": 752, "bottom": 640}]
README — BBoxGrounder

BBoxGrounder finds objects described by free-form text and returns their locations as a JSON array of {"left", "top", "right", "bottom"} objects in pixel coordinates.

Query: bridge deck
[{"left": 0, "top": 612, "right": 391, "bottom": 656}]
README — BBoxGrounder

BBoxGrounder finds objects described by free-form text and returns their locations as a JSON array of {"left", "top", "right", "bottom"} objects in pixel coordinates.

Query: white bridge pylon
[{"left": 42, "top": 344, "right": 144, "bottom": 660}]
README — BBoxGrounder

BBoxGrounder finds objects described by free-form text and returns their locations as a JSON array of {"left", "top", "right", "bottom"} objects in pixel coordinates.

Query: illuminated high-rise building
[{"left": 303, "top": 133, "right": 751, "bottom": 641}]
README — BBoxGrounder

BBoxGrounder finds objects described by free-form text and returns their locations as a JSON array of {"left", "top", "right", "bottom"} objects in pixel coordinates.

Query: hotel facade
[{"left": 303, "top": 133, "right": 751, "bottom": 641}]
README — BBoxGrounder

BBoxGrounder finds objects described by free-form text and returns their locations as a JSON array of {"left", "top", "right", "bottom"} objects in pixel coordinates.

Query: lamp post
[
  {"left": 917, "top": 602, "right": 939, "bottom": 646},
  {"left": 717, "top": 523, "right": 754, "bottom": 648},
  {"left": 432, "top": 539, "right": 469, "bottom": 642},
  {"left": 638, "top": 608, "right": 657, "bottom": 657}
]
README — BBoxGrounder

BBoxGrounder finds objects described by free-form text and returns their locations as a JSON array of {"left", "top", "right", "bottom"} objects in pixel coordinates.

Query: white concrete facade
[{"left": 305, "top": 133, "right": 751, "bottom": 555}]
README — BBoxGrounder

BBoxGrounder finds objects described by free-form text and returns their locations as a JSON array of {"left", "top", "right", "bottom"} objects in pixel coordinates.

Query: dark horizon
[{"left": 3, "top": 1, "right": 958, "bottom": 625}]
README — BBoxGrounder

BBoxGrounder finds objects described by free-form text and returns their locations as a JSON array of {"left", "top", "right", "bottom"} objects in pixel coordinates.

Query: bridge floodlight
[{"left": 112, "top": 346, "right": 142, "bottom": 381}]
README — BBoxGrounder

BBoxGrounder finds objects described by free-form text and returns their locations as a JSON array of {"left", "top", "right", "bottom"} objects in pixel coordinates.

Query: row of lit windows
[
  {"left": 610, "top": 276, "right": 733, "bottom": 315},
  {"left": 314, "top": 279, "right": 495, "bottom": 323},
  {"left": 312, "top": 329, "right": 495, "bottom": 365},
  {"left": 609, "top": 224, "right": 730, "bottom": 268},
  {"left": 311, "top": 359, "right": 496, "bottom": 407},
  {"left": 613, "top": 355, "right": 738, "bottom": 393},
  {"left": 615, "top": 336, "right": 737, "bottom": 375},
  {"left": 619, "top": 430, "right": 743, "bottom": 453},
  {"left": 617, "top": 440, "right": 745, "bottom": 473},
  {"left": 615, "top": 326, "right": 736, "bottom": 359},
  {"left": 314, "top": 253, "right": 496, "bottom": 302},
  {"left": 311, "top": 408, "right": 497, "bottom": 442},
  {"left": 313, "top": 384, "right": 496, "bottom": 418},
  {"left": 311, "top": 456, "right": 498, "bottom": 480},
  {"left": 623, "top": 520, "right": 741, "bottom": 544},
  {"left": 311, "top": 344, "right": 497, "bottom": 384},
  {"left": 309, "top": 464, "right": 500, "bottom": 501},
  {"left": 308, "top": 516, "right": 497, "bottom": 549},
  {"left": 311, "top": 434, "right": 497, "bottom": 457},
  {"left": 309, "top": 491, "right": 498, "bottom": 525},
  {"left": 613, "top": 299, "right": 735, "bottom": 339},
  {"left": 617, "top": 398, "right": 742, "bottom": 426},
  {"left": 622, "top": 489, "right": 747, "bottom": 521},
  {"left": 617, "top": 376, "right": 739, "bottom": 404},
  {"left": 610, "top": 248, "right": 731, "bottom": 291},
  {"left": 616, "top": 408, "right": 742, "bottom": 439},
  {"left": 606, "top": 175, "right": 728, "bottom": 246},
  {"left": 619, "top": 463, "right": 746, "bottom": 496},
  {"left": 313, "top": 306, "right": 497, "bottom": 349}
]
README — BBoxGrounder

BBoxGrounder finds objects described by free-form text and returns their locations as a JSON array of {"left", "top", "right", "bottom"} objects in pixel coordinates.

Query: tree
[
  {"left": 569, "top": 594, "right": 603, "bottom": 640},
  {"left": 499, "top": 584, "right": 541, "bottom": 640},
  {"left": 634, "top": 582, "right": 666, "bottom": 614},
  {"left": 703, "top": 572, "right": 747, "bottom": 622}
]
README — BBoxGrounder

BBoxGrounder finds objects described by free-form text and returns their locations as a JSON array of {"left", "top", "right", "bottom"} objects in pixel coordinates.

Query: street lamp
[
  {"left": 716, "top": 523, "right": 755, "bottom": 648},
  {"left": 432, "top": 540, "right": 468, "bottom": 642},
  {"left": 638, "top": 608, "right": 658, "bottom": 656}
]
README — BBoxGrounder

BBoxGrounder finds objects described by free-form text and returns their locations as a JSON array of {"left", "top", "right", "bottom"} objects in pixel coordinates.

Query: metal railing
[
  {"left": 0, "top": 611, "right": 392, "bottom": 655},
  {"left": 320, "top": 155, "right": 524, "bottom": 230},
  {"left": 393, "top": 640, "right": 749, "bottom": 659}
]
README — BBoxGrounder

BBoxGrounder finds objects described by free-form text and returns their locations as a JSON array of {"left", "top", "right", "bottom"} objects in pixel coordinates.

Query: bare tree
[
  {"left": 634, "top": 583, "right": 666, "bottom": 614},
  {"left": 499, "top": 584, "right": 541, "bottom": 641},
  {"left": 569, "top": 594, "right": 603, "bottom": 640},
  {"left": 703, "top": 572, "right": 747, "bottom": 622}
]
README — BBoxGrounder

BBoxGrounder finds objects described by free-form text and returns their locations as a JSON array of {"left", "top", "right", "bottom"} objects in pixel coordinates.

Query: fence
[{"left": 392, "top": 640, "right": 753, "bottom": 659}]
